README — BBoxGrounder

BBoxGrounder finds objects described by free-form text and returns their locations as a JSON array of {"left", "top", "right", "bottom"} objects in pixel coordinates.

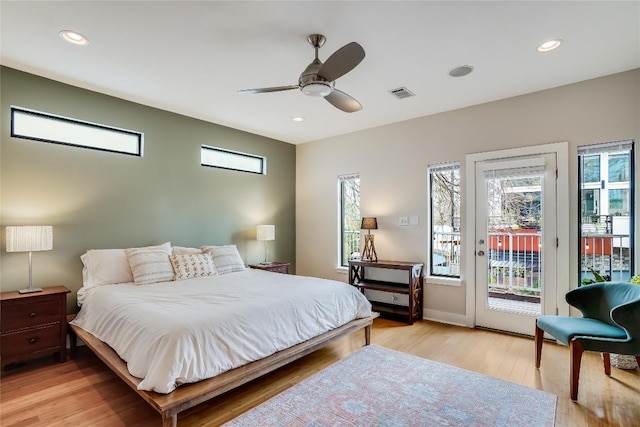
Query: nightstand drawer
[
  {"left": 1, "top": 324, "right": 62, "bottom": 359},
  {"left": 1, "top": 296, "right": 61, "bottom": 331}
]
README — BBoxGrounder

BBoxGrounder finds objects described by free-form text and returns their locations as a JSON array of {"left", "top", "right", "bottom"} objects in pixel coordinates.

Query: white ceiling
[{"left": 1, "top": 1, "right": 639, "bottom": 145}]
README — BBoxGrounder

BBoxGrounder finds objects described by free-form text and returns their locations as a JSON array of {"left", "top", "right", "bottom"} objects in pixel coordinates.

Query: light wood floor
[{"left": 1, "top": 318, "right": 638, "bottom": 426}]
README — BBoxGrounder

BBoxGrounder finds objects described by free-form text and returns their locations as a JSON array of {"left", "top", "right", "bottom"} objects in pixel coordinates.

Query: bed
[{"left": 70, "top": 244, "right": 375, "bottom": 426}]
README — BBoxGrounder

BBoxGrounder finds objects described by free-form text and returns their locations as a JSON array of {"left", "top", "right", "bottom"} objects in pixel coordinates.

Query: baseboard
[{"left": 423, "top": 309, "right": 468, "bottom": 327}]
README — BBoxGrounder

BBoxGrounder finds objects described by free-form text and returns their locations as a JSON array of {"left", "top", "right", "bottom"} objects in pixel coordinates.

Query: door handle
[{"left": 477, "top": 250, "right": 485, "bottom": 256}]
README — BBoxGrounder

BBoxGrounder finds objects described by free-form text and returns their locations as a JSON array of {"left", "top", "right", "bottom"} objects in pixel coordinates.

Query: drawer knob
[
  {"left": 29, "top": 312, "right": 37, "bottom": 318},
  {"left": 29, "top": 338, "right": 37, "bottom": 344}
]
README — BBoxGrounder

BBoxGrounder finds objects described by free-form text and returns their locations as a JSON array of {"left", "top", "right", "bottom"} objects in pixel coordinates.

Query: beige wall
[
  {"left": 296, "top": 69, "right": 640, "bottom": 322},
  {"left": 1, "top": 67, "right": 296, "bottom": 312}
]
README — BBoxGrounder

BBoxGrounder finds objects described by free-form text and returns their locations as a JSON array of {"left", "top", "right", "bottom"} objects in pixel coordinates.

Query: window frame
[
  {"left": 200, "top": 145, "right": 266, "bottom": 175},
  {"left": 10, "top": 106, "right": 143, "bottom": 156},
  {"left": 427, "top": 162, "right": 462, "bottom": 284},
  {"left": 338, "top": 174, "right": 360, "bottom": 268},
  {"left": 578, "top": 140, "right": 635, "bottom": 282}
]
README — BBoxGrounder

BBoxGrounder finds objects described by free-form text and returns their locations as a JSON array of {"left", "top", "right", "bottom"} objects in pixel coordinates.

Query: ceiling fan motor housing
[{"left": 299, "top": 59, "right": 333, "bottom": 97}]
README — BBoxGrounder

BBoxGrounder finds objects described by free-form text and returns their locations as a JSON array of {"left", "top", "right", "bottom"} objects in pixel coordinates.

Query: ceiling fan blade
[
  {"left": 325, "top": 89, "right": 362, "bottom": 113},
  {"left": 317, "top": 42, "right": 365, "bottom": 82},
  {"left": 238, "top": 85, "right": 299, "bottom": 94}
]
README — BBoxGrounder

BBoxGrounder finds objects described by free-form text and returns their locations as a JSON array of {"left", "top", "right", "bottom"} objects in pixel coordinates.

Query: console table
[{"left": 348, "top": 260, "right": 424, "bottom": 324}]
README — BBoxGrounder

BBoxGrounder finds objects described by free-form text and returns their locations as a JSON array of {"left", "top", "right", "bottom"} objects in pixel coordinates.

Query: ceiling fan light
[{"left": 301, "top": 82, "right": 333, "bottom": 97}]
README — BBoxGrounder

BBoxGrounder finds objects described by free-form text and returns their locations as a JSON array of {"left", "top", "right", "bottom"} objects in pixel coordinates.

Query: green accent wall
[{"left": 0, "top": 66, "right": 296, "bottom": 311}]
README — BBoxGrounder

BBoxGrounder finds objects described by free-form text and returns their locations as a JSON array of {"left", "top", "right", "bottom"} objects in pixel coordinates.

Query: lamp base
[
  {"left": 361, "top": 234, "right": 378, "bottom": 262},
  {"left": 19, "top": 287, "right": 43, "bottom": 294}
]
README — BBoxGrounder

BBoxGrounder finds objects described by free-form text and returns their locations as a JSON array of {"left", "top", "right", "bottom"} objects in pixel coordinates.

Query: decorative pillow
[
  {"left": 172, "top": 246, "right": 203, "bottom": 255},
  {"left": 125, "top": 244, "right": 174, "bottom": 285},
  {"left": 200, "top": 244, "right": 247, "bottom": 274},
  {"left": 81, "top": 242, "right": 172, "bottom": 287},
  {"left": 170, "top": 253, "right": 217, "bottom": 281}
]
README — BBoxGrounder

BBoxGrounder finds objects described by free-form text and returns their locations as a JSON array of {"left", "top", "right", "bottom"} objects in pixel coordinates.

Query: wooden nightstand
[
  {"left": 1, "top": 286, "right": 70, "bottom": 367},
  {"left": 249, "top": 262, "right": 290, "bottom": 274}
]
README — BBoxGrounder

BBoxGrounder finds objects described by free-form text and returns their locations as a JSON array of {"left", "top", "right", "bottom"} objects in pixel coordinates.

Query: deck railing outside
[
  {"left": 433, "top": 230, "right": 631, "bottom": 297},
  {"left": 432, "top": 231, "right": 461, "bottom": 277},
  {"left": 343, "top": 230, "right": 360, "bottom": 265}
]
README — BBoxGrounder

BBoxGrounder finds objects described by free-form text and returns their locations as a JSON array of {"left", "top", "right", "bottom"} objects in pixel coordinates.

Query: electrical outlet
[
  {"left": 410, "top": 216, "right": 419, "bottom": 226},
  {"left": 399, "top": 216, "right": 409, "bottom": 226}
]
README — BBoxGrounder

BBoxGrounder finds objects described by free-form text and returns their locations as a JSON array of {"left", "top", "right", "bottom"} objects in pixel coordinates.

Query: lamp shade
[
  {"left": 256, "top": 225, "right": 275, "bottom": 241},
  {"left": 6, "top": 226, "right": 53, "bottom": 252},
  {"left": 360, "top": 217, "right": 378, "bottom": 230}
]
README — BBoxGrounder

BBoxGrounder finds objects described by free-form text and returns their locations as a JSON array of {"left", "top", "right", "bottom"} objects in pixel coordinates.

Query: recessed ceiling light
[
  {"left": 537, "top": 39, "right": 562, "bottom": 52},
  {"left": 59, "top": 30, "right": 89, "bottom": 46},
  {"left": 292, "top": 117, "right": 304, "bottom": 122},
  {"left": 449, "top": 65, "right": 474, "bottom": 78}
]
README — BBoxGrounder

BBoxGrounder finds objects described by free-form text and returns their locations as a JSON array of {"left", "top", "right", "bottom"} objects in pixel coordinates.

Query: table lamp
[
  {"left": 6, "top": 225, "right": 53, "bottom": 293},
  {"left": 256, "top": 225, "right": 275, "bottom": 264}
]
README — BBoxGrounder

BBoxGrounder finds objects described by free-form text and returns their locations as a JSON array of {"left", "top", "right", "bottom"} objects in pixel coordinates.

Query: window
[
  {"left": 339, "top": 174, "right": 360, "bottom": 267},
  {"left": 428, "top": 162, "right": 461, "bottom": 278},
  {"left": 201, "top": 145, "right": 265, "bottom": 174},
  {"left": 608, "top": 153, "right": 630, "bottom": 182},
  {"left": 578, "top": 140, "right": 634, "bottom": 283},
  {"left": 583, "top": 155, "right": 600, "bottom": 183},
  {"left": 608, "top": 189, "right": 630, "bottom": 215},
  {"left": 11, "top": 107, "right": 142, "bottom": 156}
]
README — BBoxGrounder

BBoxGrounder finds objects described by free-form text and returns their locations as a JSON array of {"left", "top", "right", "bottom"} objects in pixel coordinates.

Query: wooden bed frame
[{"left": 70, "top": 313, "right": 378, "bottom": 427}]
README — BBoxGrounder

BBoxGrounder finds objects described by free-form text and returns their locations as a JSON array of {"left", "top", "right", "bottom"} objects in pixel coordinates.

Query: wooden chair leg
[
  {"left": 535, "top": 324, "right": 544, "bottom": 368},
  {"left": 570, "top": 339, "right": 585, "bottom": 401},
  {"left": 602, "top": 353, "right": 611, "bottom": 376}
]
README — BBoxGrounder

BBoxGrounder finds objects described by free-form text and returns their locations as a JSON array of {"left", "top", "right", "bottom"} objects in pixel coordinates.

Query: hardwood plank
[{"left": 2, "top": 318, "right": 638, "bottom": 427}]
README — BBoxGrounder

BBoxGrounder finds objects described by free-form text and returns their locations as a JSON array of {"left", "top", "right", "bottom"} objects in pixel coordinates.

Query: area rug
[{"left": 224, "top": 345, "right": 556, "bottom": 427}]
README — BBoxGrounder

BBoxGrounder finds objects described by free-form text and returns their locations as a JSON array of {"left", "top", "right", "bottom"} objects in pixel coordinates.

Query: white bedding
[{"left": 71, "top": 269, "right": 372, "bottom": 393}]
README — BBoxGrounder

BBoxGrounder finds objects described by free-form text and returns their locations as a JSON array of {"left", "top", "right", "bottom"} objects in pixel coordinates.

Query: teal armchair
[{"left": 535, "top": 281, "right": 640, "bottom": 400}]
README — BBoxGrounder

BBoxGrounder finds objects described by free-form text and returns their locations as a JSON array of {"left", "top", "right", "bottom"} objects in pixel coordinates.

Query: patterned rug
[{"left": 224, "top": 345, "right": 556, "bottom": 427}]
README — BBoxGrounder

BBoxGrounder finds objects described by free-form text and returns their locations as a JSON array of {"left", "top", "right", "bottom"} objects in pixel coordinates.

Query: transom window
[
  {"left": 201, "top": 145, "right": 266, "bottom": 175},
  {"left": 11, "top": 107, "right": 143, "bottom": 156}
]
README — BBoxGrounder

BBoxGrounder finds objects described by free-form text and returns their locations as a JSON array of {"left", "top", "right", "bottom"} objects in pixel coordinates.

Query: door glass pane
[{"left": 485, "top": 171, "right": 542, "bottom": 316}]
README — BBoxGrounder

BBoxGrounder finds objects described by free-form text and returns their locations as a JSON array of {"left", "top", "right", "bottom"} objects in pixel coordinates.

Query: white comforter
[{"left": 71, "top": 269, "right": 372, "bottom": 393}]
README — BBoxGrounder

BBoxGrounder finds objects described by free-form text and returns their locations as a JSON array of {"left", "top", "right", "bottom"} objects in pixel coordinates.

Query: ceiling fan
[{"left": 238, "top": 34, "right": 365, "bottom": 113}]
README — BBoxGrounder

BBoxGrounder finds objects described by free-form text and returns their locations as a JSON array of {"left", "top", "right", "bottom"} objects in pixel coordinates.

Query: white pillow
[
  {"left": 124, "top": 243, "right": 174, "bottom": 285},
  {"left": 170, "top": 253, "right": 217, "bottom": 281},
  {"left": 172, "top": 246, "right": 203, "bottom": 255},
  {"left": 81, "top": 249, "right": 133, "bottom": 287},
  {"left": 81, "top": 242, "right": 172, "bottom": 287},
  {"left": 200, "top": 245, "right": 247, "bottom": 274}
]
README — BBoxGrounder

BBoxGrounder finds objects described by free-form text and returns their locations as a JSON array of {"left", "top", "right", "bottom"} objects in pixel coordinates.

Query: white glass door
[{"left": 474, "top": 154, "right": 557, "bottom": 335}]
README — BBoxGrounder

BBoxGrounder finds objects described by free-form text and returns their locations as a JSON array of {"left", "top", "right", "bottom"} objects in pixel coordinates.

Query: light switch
[
  {"left": 399, "top": 216, "right": 409, "bottom": 226},
  {"left": 410, "top": 216, "right": 419, "bottom": 226}
]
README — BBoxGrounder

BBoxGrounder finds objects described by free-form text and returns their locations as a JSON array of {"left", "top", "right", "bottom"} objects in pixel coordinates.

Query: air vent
[{"left": 388, "top": 87, "right": 415, "bottom": 99}]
